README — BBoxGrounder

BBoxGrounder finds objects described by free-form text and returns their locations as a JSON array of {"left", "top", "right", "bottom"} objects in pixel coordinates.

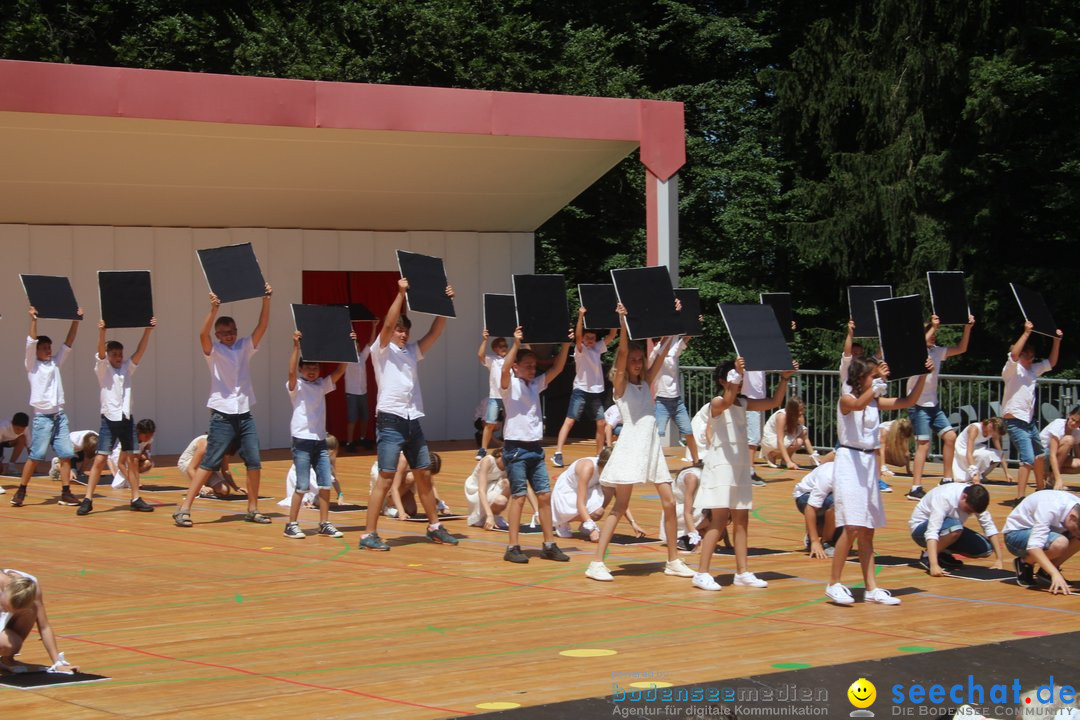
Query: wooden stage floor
[{"left": 1, "top": 441, "right": 1076, "bottom": 718}]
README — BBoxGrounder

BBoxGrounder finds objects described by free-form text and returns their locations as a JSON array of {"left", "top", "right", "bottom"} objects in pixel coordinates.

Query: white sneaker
[
  {"left": 664, "top": 558, "right": 695, "bottom": 577},
  {"left": 554, "top": 523, "right": 573, "bottom": 538},
  {"left": 825, "top": 583, "right": 854, "bottom": 605},
  {"left": 692, "top": 572, "right": 722, "bottom": 591},
  {"left": 436, "top": 500, "right": 449, "bottom": 513},
  {"left": 585, "top": 561, "right": 614, "bottom": 582},
  {"left": 865, "top": 587, "right": 901, "bottom": 605},
  {"left": 733, "top": 571, "right": 768, "bottom": 588},
  {"left": 529, "top": 512, "right": 539, "bottom": 529},
  {"left": 822, "top": 543, "right": 836, "bottom": 558}
]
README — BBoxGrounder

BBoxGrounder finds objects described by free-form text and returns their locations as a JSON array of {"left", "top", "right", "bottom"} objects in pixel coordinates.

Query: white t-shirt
[
  {"left": 0, "top": 422, "right": 28, "bottom": 443},
  {"left": 501, "top": 373, "right": 549, "bottom": 442},
  {"left": 482, "top": 353, "right": 507, "bottom": 399},
  {"left": 1039, "top": 418, "right": 1080, "bottom": 453},
  {"left": 572, "top": 341, "right": 607, "bottom": 393},
  {"left": 838, "top": 354, "right": 852, "bottom": 393},
  {"left": 371, "top": 340, "right": 424, "bottom": 419},
  {"left": 792, "top": 462, "right": 836, "bottom": 507},
  {"left": 1002, "top": 490, "right": 1080, "bottom": 550},
  {"left": 649, "top": 338, "right": 686, "bottom": 399},
  {"left": 95, "top": 355, "right": 138, "bottom": 421},
  {"left": 742, "top": 370, "right": 766, "bottom": 400},
  {"left": 344, "top": 345, "right": 371, "bottom": 395},
  {"left": 1001, "top": 354, "right": 1052, "bottom": 423},
  {"left": 206, "top": 337, "right": 257, "bottom": 414},
  {"left": 70, "top": 430, "right": 96, "bottom": 453},
  {"left": 908, "top": 482, "right": 999, "bottom": 540},
  {"left": 25, "top": 336, "right": 70, "bottom": 414},
  {"left": 288, "top": 376, "right": 335, "bottom": 440},
  {"left": 906, "top": 345, "right": 948, "bottom": 407}
]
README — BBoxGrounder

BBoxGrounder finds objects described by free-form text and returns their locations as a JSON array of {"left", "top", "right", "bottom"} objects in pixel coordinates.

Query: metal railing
[{"left": 679, "top": 366, "right": 1080, "bottom": 461}]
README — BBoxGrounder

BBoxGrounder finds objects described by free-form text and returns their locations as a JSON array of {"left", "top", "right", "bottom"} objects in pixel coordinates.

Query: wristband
[
  {"left": 47, "top": 653, "right": 72, "bottom": 674},
  {"left": 871, "top": 378, "right": 888, "bottom": 397},
  {"left": 726, "top": 370, "right": 743, "bottom": 384},
  {"left": 582, "top": 519, "right": 598, "bottom": 533},
  {"left": 967, "top": 465, "right": 979, "bottom": 479}
]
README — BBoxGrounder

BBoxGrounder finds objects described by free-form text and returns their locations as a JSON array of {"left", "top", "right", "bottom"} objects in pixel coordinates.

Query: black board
[
  {"left": 578, "top": 284, "right": 620, "bottom": 330},
  {"left": 396, "top": 250, "right": 456, "bottom": 318},
  {"left": 718, "top": 303, "right": 794, "bottom": 372},
  {"left": 610, "top": 266, "right": 682, "bottom": 340},
  {"left": 848, "top": 285, "right": 893, "bottom": 338},
  {"left": 20, "top": 275, "right": 79, "bottom": 320},
  {"left": 1010, "top": 283, "right": 1058, "bottom": 338},
  {"left": 926, "top": 271, "right": 969, "bottom": 325},
  {"left": 483, "top": 294, "right": 518, "bottom": 338},
  {"left": 0, "top": 670, "right": 110, "bottom": 689},
  {"left": 674, "top": 288, "right": 703, "bottom": 337},
  {"left": 196, "top": 243, "right": 266, "bottom": 303},
  {"left": 512, "top": 274, "right": 570, "bottom": 344},
  {"left": 98, "top": 270, "right": 153, "bottom": 328},
  {"left": 291, "top": 304, "right": 359, "bottom": 363},
  {"left": 875, "top": 295, "right": 930, "bottom": 380}
]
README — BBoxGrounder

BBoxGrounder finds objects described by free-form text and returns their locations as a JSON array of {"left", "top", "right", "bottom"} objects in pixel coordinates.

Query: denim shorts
[
  {"left": 746, "top": 410, "right": 762, "bottom": 446},
  {"left": 911, "top": 518, "right": 993, "bottom": 557},
  {"left": 291, "top": 437, "right": 333, "bottom": 491},
  {"left": 345, "top": 393, "right": 369, "bottom": 423},
  {"left": 1004, "top": 528, "right": 1065, "bottom": 557},
  {"left": 1006, "top": 418, "right": 1042, "bottom": 467},
  {"left": 795, "top": 491, "right": 834, "bottom": 515},
  {"left": 566, "top": 388, "right": 605, "bottom": 422},
  {"left": 908, "top": 405, "right": 953, "bottom": 441},
  {"left": 376, "top": 412, "right": 430, "bottom": 473},
  {"left": 29, "top": 412, "right": 75, "bottom": 462},
  {"left": 96, "top": 415, "right": 135, "bottom": 454},
  {"left": 484, "top": 398, "right": 505, "bottom": 425},
  {"left": 655, "top": 396, "right": 692, "bottom": 437},
  {"left": 504, "top": 440, "right": 551, "bottom": 497},
  {"left": 201, "top": 411, "right": 261, "bottom": 471}
]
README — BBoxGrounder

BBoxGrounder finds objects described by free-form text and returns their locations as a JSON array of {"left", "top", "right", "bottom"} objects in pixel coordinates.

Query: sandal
[
  {"left": 244, "top": 511, "right": 271, "bottom": 524},
  {"left": 172, "top": 510, "right": 193, "bottom": 527}
]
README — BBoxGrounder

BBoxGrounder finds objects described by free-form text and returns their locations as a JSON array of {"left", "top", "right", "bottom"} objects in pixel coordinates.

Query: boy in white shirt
[
  {"left": 283, "top": 331, "right": 350, "bottom": 540},
  {"left": 794, "top": 462, "right": 842, "bottom": 559},
  {"left": 11, "top": 306, "right": 82, "bottom": 508},
  {"left": 1040, "top": 407, "right": 1080, "bottom": 490},
  {"left": 552, "top": 306, "right": 616, "bottom": 467},
  {"left": 173, "top": 285, "right": 272, "bottom": 527},
  {"left": 904, "top": 314, "right": 974, "bottom": 501},
  {"left": 476, "top": 330, "right": 510, "bottom": 460},
  {"left": 0, "top": 412, "right": 30, "bottom": 477},
  {"left": 501, "top": 326, "right": 572, "bottom": 563},
  {"left": 651, "top": 333, "right": 700, "bottom": 467},
  {"left": 343, "top": 320, "right": 378, "bottom": 452},
  {"left": 76, "top": 318, "right": 155, "bottom": 515},
  {"left": 1001, "top": 320, "right": 1063, "bottom": 507},
  {"left": 908, "top": 483, "right": 1005, "bottom": 577},
  {"left": 1003, "top": 490, "right": 1080, "bottom": 594},
  {"left": 360, "top": 277, "right": 458, "bottom": 550}
]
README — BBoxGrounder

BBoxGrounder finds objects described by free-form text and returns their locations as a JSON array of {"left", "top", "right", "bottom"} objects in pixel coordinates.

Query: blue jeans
[
  {"left": 1005, "top": 528, "right": 1064, "bottom": 557},
  {"left": 484, "top": 398, "right": 505, "bottom": 425},
  {"left": 746, "top": 410, "right": 762, "bottom": 445},
  {"left": 566, "top": 388, "right": 605, "bottom": 422},
  {"left": 291, "top": 437, "right": 333, "bottom": 491},
  {"left": 201, "top": 411, "right": 261, "bottom": 471},
  {"left": 1005, "top": 418, "right": 1042, "bottom": 467},
  {"left": 655, "top": 396, "right": 692, "bottom": 437},
  {"left": 795, "top": 492, "right": 835, "bottom": 514},
  {"left": 29, "top": 412, "right": 74, "bottom": 462},
  {"left": 376, "top": 412, "right": 430, "bottom": 473},
  {"left": 96, "top": 415, "right": 135, "bottom": 455},
  {"left": 911, "top": 518, "right": 993, "bottom": 557},
  {"left": 909, "top": 405, "right": 953, "bottom": 441},
  {"left": 504, "top": 440, "right": 550, "bottom": 497}
]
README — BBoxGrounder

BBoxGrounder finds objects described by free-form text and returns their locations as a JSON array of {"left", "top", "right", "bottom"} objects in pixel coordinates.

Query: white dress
[
  {"left": 600, "top": 381, "right": 670, "bottom": 485},
  {"left": 834, "top": 397, "right": 886, "bottom": 528},
  {"left": 695, "top": 397, "right": 753, "bottom": 510},
  {"left": 761, "top": 411, "right": 803, "bottom": 453},
  {"left": 552, "top": 457, "right": 604, "bottom": 524},
  {"left": 951, "top": 422, "right": 1001, "bottom": 482},
  {"left": 659, "top": 466, "right": 707, "bottom": 541},
  {"left": 464, "top": 455, "right": 507, "bottom": 526}
]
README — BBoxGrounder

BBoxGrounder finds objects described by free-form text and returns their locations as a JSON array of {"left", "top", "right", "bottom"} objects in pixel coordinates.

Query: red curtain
[{"left": 301, "top": 270, "right": 400, "bottom": 442}]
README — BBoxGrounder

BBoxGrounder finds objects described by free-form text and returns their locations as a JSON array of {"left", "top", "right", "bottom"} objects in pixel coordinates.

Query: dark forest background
[{"left": 3, "top": 0, "right": 1076, "bottom": 373}]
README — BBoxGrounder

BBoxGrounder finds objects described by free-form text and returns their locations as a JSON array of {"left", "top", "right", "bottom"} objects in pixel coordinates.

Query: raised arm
[
  {"left": 380, "top": 278, "right": 409, "bottom": 348},
  {"left": 64, "top": 307, "right": 83, "bottom": 348},
  {"left": 842, "top": 319, "right": 855, "bottom": 357},
  {"left": 543, "top": 334, "right": 573, "bottom": 386},
  {"left": 417, "top": 285, "right": 453, "bottom": 356},
  {"left": 130, "top": 317, "right": 156, "bottom": 365},
  {"left": 1010, "top": 321, "right": 1034, "bottom": 362},
  {"left": 924, "top": 315, "right": 940, "bottom": 348},
  {"left": 287, "top": 330, "right": 301, "bottom": 391},
  {"left": 200, "top": 293, "right": 221, "bottom": 356},
  {"left": 477, "top": 330, "right": 491, "bottom": 365},
  {"left": 1048, "top": 329, "right": 1063, "bottom": 368},
  {"left": 574, "top": 306, "right": 586, "bottom": 353},
  {"left": 644, "top": 334, "right": 674, "bottom": 387},
  {"left": 879, "top": 364, "right": 930, "bottom": 411},
  {"left": 945, "top": 314, "right": 975, "bottom": 358},
  {"left": 747, "top": 362, "right": 797, "bottom": 411},
  {"left": 609, "top": 305, "right": 631, "bottom": 399},
  {"left": 501, "top": 328, "right": 522, "bottom": 390},
  {"left": 251, "top": 283, "right": 273, "bottom": 349},
  {"left": 96, "top": 319, "right": 107, "bottom": 360}
]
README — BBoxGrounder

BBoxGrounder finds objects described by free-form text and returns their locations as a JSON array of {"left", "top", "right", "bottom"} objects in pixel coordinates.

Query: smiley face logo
[{"left": 847, "top": 678, "right": 876, "bottom": 708}]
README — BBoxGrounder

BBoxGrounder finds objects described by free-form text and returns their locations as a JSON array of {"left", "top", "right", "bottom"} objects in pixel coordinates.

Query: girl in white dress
[
  {"left": 464, "top": 449, "right": 510, "bottom": 530},
  {"left": 586, "top": 303, "right": 695, "bottom": 582},
  {"left": 953, "top": 417, "right": 1009, "bottom": 484},
  {"left": 553, "top": 449, "right": 646, "bottom": 541},
  {"left": 760, "top": 397, "right": 816, "bottom": 469},
  {"left": 0, "top": 569, "right": 76, "bottom": 673},
  {"left": 825, "top": 356, "right": 928, "bottom": 606},
  {"left": 692, "top": 357, "right": 796, "bottom": 591}
]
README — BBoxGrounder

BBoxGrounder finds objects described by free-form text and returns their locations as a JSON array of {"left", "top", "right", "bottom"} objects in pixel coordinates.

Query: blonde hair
[
  {"left": 7, "top": 575, "right": 37, "bottom": 610},
  {"left": 883, "top": 417, "right": 913, "bottom": 467},
  {"left": 80, "top": 432, "right": 99, "bottom": 455},
  {"left": 326, "top": 434, "right": 339, "bottom": 451},
  {"left": 984, "top": 417, "right": 1005, "bottom": 437}
]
